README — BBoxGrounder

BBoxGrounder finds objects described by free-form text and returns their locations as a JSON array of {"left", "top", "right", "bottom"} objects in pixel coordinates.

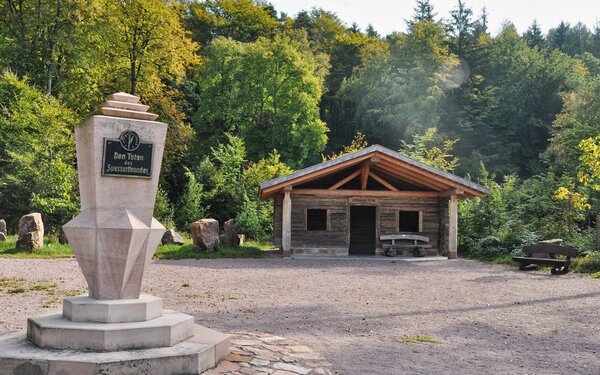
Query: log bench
[
  {"left": 512, "top": 244, "right": 577, "bottom": 275},
  {"left": 380, "top": 234, "right": 431, "bottom": 257}
]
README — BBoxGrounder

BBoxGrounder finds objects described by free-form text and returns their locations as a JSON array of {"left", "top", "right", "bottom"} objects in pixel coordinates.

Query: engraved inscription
[{"left": 102, "top": 132, "right": 153, "bottom": 178}]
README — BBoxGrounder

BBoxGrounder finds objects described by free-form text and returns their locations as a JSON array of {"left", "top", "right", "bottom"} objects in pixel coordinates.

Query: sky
[{"left": 268, "top": 0, "right": 600, "bottom": 36}]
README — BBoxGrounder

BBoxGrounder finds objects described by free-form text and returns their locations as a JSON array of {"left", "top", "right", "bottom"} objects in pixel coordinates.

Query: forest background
[{"left": 1, "top": 0, "right": 600, "bottom": 264}]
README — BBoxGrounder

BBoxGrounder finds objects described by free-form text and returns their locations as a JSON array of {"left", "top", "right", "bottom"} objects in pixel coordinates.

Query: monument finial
[{"left": 91, "top": 92, "right": 159, "bottom": 120}]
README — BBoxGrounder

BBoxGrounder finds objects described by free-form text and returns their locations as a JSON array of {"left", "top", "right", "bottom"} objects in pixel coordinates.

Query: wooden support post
[
  {"left": 360, "top": 163, "right": 370, "bottom": 190},
  {"left": 282, "top": 186, "right": 292, "bottom": 257},
  {"left": 448, "top": 194, "right": 458, "bottom": 259}
]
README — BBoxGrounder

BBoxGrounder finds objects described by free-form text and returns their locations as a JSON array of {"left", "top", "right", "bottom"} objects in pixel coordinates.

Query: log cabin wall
[{"left": 273, "top": 193, "right": 445, "bottom": 255}]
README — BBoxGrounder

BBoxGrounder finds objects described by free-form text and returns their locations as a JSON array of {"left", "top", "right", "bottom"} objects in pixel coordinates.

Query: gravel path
[{"left": 1, "top": 258, "right": 599, "bottom": 374}]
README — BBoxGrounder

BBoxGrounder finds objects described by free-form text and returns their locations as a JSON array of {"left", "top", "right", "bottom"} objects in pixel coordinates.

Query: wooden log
[
  {"left": 290, "top": 189, "right": 439, "bottom": 198},
  {"left": 282, "top": 189, "right": 292, "bottom": 256}
]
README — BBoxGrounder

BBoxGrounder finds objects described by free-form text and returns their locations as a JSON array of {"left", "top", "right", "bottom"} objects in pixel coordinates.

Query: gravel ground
[{"left": 1, "top": 258, "right": 600, "bottom": 375}]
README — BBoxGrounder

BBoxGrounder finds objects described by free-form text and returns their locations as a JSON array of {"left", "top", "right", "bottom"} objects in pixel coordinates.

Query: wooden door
[{"left": 349, "top": 206, "right": 376, "bottom": 255}]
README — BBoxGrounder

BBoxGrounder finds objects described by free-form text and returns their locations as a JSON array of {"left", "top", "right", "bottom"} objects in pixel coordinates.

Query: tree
[
  {"left": 101, "top": 0, "right": 199, "bottom": 95},
  {"left": 185, "top": 0, "right": 280, "bottom": 46},
  {"left": 0, "top": 0, "right": 82, "bottom": 95},
  {"left": 545, "top": 76, "right": 600, "bottom": 174},
  {"left": 411, "top": 0, "right": 436, "bottom": 23},
  {"left": 341, "top": 19, "right": 458, "bottom": 149},
  {"left": 0, "top": 72, "right": 78, "bottom": 232},
  {"left": 365, "top": 24, "right": 379, "bottom": 38},
  {"left": 400, "top": 128, "right": 459, "bottom": 172},
  {"left": 325, "top": 132, "right": 368, "bottom": 160},
  {"left": 523, "top": 20, "right": 545, "bottom": 49},
  {"left": 446, "top": 0, "right": 474, "bottom": 59},
  {"left": 192, "top": 35, "right": 329, "bottom": 167}
]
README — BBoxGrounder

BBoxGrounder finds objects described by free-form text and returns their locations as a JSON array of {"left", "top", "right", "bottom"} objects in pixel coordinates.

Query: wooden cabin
[{"left": 258, "top": 145, "right": 488, "bottom": 258}]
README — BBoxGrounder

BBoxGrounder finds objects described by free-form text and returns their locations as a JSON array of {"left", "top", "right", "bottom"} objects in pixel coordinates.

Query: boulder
[
  {"left": 191, "top": 219, "right": 219, "bottom": 251},
  {"left": 222, "top": 219, "right": 239, "bottom": 247},
  {"left": 161, "top": 229, "right": 184, "bottom": 245},
  {"left": 0, "top": 232, "right": 5, "bottom": 242},
  {"left": 16, "top": 213, "right": 44, "bottom": 250},
  {"left": 0, "top": 219, "right": 6, "bottom": 235}
]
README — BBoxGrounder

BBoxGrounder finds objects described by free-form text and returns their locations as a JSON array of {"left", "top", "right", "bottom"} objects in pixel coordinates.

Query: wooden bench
[
  {"left": 380, "top": 234, "right": 431, "bottom": 257},
  {"left": 512, "top": 244, "right": 577, "bottom": 275}
]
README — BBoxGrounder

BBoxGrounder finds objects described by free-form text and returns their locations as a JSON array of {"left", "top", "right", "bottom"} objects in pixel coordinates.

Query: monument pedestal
[
  {"left": 0, "top": 324, "right": 230, "bottom": 375},
  {"left": 0, "top": 94, "right": 230, "bottom": 374}
]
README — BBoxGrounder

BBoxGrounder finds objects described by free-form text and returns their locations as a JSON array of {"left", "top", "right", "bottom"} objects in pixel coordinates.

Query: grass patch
[
  {"left": 30, "top": 282, "right": 58, "bottom": 291},
  {"left": 396, "top": 335, "right": 442, "bottom": 345},
  {"left": 591, "top": 271, "right": 600, "bottom": 279},
  {"left": 8, "top": 287, "right": 26, "bottom": 294},
  {"left": 0, "top": 235, "right": 74, "bottom": 258},
  {"left": 0, "top": 277, "right": 26, "bottom": 288},
  {"left": 1, "top": 234, "right": 273, "bottom": 260},
  {"left": 154, "top": 240, "right": 271, "bottom": 260}
]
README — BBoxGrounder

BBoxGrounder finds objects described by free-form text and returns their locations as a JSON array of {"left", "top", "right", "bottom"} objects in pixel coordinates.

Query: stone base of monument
[
  {"left": 0, "top": 325, "right": 229, "bottom": 375},
  {"left": 0, "top": 294, "right": 230, "bottom": 375}
]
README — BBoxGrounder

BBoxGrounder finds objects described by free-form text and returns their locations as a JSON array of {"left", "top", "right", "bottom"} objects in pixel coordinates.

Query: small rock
[
  {"left": 211, "top": 360, "right": 240, "bottom": 373},
  {"left": 288, "top": 345, "right": 313, "bottom": 353},
  {"left": 191, "top": 219, "right": 219, "bottom": 250},
  {"left": 222, "top": 219, "right": 239, "bottom": 247},
  {"left": 226, "top": 353, "right": 251, "bottom": 362},
  {"left": 272, "top": 362, "right": 311, "bottom": 375},
  {"left": 272, "top": 371, "right": 298, "bottom": 375},
  {"left": 161, "top": 229, "right": 184, "bottom": 245},
  {"left": 16, "top": 213, "right": 44, "bottom": 249},
  {"left": 250, "top": 358, "right": 270, "bottom": 366}
]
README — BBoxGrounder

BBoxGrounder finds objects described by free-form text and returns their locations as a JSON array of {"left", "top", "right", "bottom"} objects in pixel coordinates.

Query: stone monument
[{"left": 0, "top": 93, "right": 230, "bottom": 374}]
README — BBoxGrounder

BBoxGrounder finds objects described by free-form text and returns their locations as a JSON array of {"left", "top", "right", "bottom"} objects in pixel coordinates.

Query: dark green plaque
[{"left": 102, "top": 131, "right": 153, "bottom": 178}]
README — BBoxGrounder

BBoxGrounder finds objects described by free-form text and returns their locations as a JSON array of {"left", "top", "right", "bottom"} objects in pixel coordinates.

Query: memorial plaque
[{"left": 102, "top": 130, "right": 153, "bottom": 178}]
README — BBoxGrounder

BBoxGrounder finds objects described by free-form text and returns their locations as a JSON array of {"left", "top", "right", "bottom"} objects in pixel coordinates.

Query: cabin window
[
  {"left": 399, "top": 210, "right": 422, "bottom": 232},
  {"left": 306, "top": 209, "right": 328, "bottom": 231}
]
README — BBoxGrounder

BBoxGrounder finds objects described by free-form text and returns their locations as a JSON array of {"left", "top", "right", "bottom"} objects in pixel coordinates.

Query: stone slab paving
[{"left": 203, "top": 332, "right": 333, "bottom": 375}]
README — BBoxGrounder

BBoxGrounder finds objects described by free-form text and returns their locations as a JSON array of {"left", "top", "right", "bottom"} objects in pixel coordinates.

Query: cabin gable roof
[{"left": 259, "top": 145, "right": 489, "bottom": 199}]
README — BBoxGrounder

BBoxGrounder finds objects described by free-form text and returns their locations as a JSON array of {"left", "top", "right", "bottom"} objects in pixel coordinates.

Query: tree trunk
[{"left": 596, "top": 213, "right": 600, "bottom": 252}]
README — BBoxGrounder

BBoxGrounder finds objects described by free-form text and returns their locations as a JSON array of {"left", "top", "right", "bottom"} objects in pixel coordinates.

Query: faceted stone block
[
  {"left": 63, "top": 294, "right": 163, "bottom": 323},
  {"left": 63, "top": 209, "right": 165, "bottom": 300}
]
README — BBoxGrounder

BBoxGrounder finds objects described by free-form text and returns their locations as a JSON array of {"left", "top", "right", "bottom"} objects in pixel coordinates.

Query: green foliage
[
  {"left": 0, "top": 72, "right": 78, "bottom": 232},
  {"left": 235, "top": 200, "right": 263, "bottom": 240},
  {"left": 459, "top": 165, "right": 595, "bottom": 259},
  {"left": 154, "top": 242, "right": 268, "bottom": 259},
  {"left": 0, "top": 0, "right": 83, "bottom": 95},
  {"left": 154, "top": 187, "right": 176, "bottom": 229},
  {"left": 573, "top": 253, "right": 600, "bottom": 274},
  {"left": 399, "top": 127, "right": 459, "bottom": 172},
  {"left": 0, "top": 236, "right": 74, "bottom": 258},
  {"left": 459, "top": 168, "right": 535, "bottom": 260},
  {"left": 175, "top": 169, "right": 206, "bottom": 231},
  {"left": 546, "top": 77, "right": 600, "bottom": 175},
  {"left": 563, "top": 228, "right": 597, "bottom": 256},
  {"left": 186, "top": 0, "right": 280, "bottom": 46},
  {"left": 341, "top": 19, "right": 458, "bottom": 148},
  {"left": 324, "top": 132, "right": 368, "bottom": 160},
  {"left": 192, "top": 34, "right": 328, "bottom": 167}
]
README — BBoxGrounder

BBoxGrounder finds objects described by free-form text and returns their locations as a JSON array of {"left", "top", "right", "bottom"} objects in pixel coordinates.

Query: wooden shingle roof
[{"left": 259, "top": 145, "right": 488, "bottom": 199}]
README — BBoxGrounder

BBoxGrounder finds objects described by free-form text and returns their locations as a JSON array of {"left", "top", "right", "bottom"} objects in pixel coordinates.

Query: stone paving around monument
[{"left": 203, "top": 332, "right": 333, "bottom": 375}]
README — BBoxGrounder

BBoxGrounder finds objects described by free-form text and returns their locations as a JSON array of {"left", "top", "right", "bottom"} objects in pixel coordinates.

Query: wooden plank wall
[
  {"left": 273, "top": 193, "right": 445, "bottom": 254},
  {"left": 378, "top": 196, "right": 440, "bottom": 251},
  {"left": 290, "top": 195, "right": 347, "bottom": 248}
]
